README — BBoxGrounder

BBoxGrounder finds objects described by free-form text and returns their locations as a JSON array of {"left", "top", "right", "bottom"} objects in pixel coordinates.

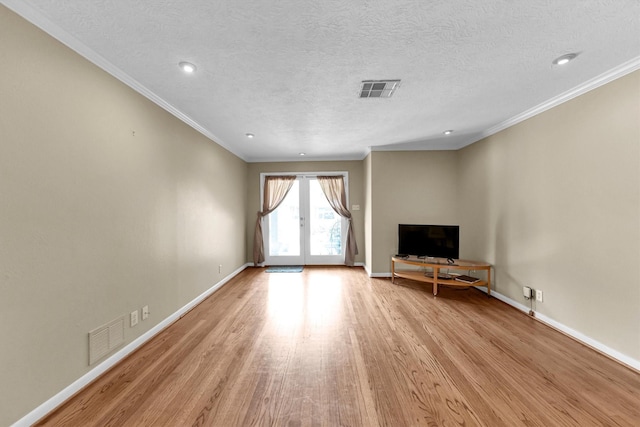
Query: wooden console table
[{"left": 391, "top": 256, "right": 491, "bottom": 296}]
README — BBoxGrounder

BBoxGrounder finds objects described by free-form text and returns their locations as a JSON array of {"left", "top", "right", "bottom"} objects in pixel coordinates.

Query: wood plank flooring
[{"left": 36, "top": 267, "right": 640, "bottom": 426}]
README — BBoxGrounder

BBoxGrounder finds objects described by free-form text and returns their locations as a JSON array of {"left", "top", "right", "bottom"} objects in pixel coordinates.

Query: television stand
[
  {"left": 391, "top": 256, "right": 491, "bottom": 296},
  {"left": 424, "top": 272, "right": 454, "bottom": 280}
]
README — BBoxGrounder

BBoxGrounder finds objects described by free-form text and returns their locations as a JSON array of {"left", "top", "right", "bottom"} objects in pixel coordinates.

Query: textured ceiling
[{"left": 4, "top": 0, "right": 640, "bottom": 162}]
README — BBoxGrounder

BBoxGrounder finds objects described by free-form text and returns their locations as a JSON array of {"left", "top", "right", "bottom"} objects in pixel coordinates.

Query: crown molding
[
  {"left": 483, "top": 55, "right": 640, "bottom": 139},
  {"left": 367, "top": 56, "right": 640, "bottom": 154},
  {"left": 4, "top": 1, "right": 638, "bottom": 162},
  {"left": 1, "top": 0, "right": 247, "bottom": 162}
]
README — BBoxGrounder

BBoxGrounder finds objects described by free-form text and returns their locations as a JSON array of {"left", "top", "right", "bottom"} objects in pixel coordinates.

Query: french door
[{"left": 264, "top": 175, "right": 346, "bottom": 265}]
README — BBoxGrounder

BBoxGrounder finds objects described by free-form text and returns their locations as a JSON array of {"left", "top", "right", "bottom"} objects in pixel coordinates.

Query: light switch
[{"left": 351, "top": 204, "right": 360, "bottom": 211}]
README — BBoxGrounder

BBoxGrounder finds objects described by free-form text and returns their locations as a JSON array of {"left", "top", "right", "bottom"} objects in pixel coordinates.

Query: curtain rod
[{"left": 265, "top": 173, "right": 345, "bottom": 179}]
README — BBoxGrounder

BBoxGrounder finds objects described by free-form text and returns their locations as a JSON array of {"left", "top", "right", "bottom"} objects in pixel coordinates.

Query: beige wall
[
  {"left": 458, "top": 71, "right": 640, "bottom": 360},
  {"left": 369, "top": 151, "right": 459, "bottom": 274},
  {"left": 0, "top": 7, "right": 248, "bottom": 425},
  {"left": 246, "top": 161, "right": 365, "bottom": 265}
]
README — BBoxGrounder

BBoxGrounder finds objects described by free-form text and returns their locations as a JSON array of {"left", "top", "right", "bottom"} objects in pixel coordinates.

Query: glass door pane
[
  {"left": 268, "top": 180, "right": 300, "bottom": 257},
  {"left": 309, "top": 179, "right": 342, "bottom": 256}
]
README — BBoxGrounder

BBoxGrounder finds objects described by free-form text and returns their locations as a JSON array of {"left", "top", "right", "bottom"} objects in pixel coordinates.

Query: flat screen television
[{"left": 398, "top": 224, "right": 460, "bottom": 259}]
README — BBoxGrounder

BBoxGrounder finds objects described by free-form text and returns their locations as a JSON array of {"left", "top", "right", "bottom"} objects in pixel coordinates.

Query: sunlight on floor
[
  {"left": 267, "top": 274, "right": 304, "bottom": 335},
  {"left": 267, "top": 272, "right": 343, "bottom": 335},
  {"left": 307, "top": 274, "right": 342, "bottom": 326}
]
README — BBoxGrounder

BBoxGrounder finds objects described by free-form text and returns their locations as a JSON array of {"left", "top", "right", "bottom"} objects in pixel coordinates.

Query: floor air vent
[
  {"left": 89, "top": 316, "right": 125, "bottom": 365},
  {"left": 359, "top": 80, "right": 400, "bottom": 98}
]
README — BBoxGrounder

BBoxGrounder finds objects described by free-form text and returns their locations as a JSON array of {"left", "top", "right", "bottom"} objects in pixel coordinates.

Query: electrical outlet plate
[
  {"left": 130, "top": 310, "right": 139, "bottom": 327},
  {"left": 142, "top": 305, "right": 149, "bottom": 320},
  {"left": 536, "top": 290, "right": 543, "bottom": 302}
]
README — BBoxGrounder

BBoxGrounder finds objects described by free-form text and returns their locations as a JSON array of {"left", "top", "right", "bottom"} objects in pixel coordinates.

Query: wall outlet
[
  {"left": 218, "top": 264, "right": 222, "bottom": 274},
  {"left": 142, "top": 305, "right": 149, "bottom": 320},
  {"left": 523, "top": 286, "right": 532, "bottom": 299},
  {"left": 130, "top": 310, "right": 139, "bottom": 327},
  {"left": 536, "top": 289, "right": 543, "bottom": 302}
]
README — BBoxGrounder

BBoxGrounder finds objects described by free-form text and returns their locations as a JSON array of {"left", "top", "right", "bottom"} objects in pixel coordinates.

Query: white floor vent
[{"left": 89, "top": 316, "right": 125, "bottom": 365}]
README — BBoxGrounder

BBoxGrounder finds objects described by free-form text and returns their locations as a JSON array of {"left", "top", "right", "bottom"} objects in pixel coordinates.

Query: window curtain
[
  {"left": 317, "top": 175, "right": 359, "bottom": 266},
  {"left": 253, "top": 175, "right": 297, "bottom": 265}
]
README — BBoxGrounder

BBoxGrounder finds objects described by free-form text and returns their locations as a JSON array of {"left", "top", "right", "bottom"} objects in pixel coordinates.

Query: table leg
[
  {"left": 391, "top": 259, "right": 395, "bottom": 284},
  {"left": 433, "top": 267, "right": 439, "bottom": 296}
]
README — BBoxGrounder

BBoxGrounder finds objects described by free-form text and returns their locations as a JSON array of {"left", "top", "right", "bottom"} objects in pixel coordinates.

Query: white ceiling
[{"left": 4, "top": 0, "right": 640, "bottom": 162}]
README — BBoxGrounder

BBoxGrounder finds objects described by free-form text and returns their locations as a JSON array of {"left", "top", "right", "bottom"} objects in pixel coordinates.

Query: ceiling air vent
[{"left": 359, "top": 80, "right": 400, "bottom": 98}]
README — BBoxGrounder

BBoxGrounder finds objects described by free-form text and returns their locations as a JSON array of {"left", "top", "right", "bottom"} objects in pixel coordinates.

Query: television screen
[{"left": 398, "top": 224, "right": 459, "bottom": 259}]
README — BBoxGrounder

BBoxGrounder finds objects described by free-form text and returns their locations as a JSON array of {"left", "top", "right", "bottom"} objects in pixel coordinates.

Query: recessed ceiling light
[
  {"left": 245, "top": 133, "right": 254, "bottom": 138},
  {"left": 552, "top": 53, "right": 578, "bottom": 66},
  {"left": 178, "top": 61, "right": 197, "bottom": 73},
  {"left": 443, "top": 130, "right": 454, "bottom": 135},
  {"left": 299, "top": 153, "right": 306, "bottom": 156}
]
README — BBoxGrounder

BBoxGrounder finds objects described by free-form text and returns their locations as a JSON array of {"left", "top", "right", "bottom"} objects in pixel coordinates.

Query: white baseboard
[
  {"left": 362, "top": 263, "right": 392, "bottom": 278},
  {"left": 12, "top": 263, "right": 251, "bottom": 427},
  {"left": 369, "top": 272, "right": 392, "bottom": 278},
  {"left": 475, "top": 286, "right": 640, "bottom": 372},
  {"left": 362, "top": 263, "right": 391, "bottom": 277},
  {"left": 14, "top": 265, "right": 637, "bottom": 426},
  {"left": 362, "top": 263, "right": 371, "bottom": 276}
]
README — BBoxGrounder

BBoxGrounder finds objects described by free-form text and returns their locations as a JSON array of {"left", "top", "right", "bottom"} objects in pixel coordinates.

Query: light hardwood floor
[{"left": 37, "top": 267, "right": 640, "bottom": 426}]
